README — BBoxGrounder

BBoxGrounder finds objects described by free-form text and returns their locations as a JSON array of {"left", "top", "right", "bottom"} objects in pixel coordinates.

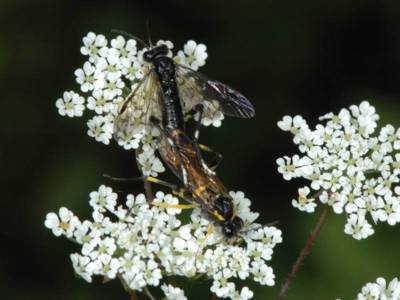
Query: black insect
[
  {"left": 113, "top": 40, "right": 255, "bottom": 238},
  {"left": 113, "top": 43, "right": 255, "bottom": 141}
]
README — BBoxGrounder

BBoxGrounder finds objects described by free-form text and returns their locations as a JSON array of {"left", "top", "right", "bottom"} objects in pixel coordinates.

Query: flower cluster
[
  {"left": 45, "top": 185, "right": 282, "bottom": 300},
  {"left": 355, "top": 277, "right": 400, "bottom": 300},
  {"left": 54, "top": 32, "right": 226, "bottom": 177},
  {"left": 277, "top": 101, "right": 400, "bottom": 239},
  {"left": 55, "top": 32, "right": 222, "bottom": 147}
]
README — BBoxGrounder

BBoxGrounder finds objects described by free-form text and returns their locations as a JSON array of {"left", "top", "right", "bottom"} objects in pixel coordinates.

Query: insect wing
[
  {"left": 113, "top": 71, "right": 163, "bottom": 143},
  {"left": 175, "top": 65, "right": 255, "bottom": 118}
]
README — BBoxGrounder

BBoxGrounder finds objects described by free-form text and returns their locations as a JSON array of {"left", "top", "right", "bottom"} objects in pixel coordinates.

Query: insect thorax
[{"left": 153, "top": 56, "right": 176, "bottom": 81}]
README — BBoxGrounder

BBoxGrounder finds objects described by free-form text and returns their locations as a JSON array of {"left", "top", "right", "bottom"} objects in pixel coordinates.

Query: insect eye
[
  {"left": 143, "top": 50, "right": 153, "bottom": 62},
  {"left": 158, "top": 44, "right": 169, "bottom": 54}
]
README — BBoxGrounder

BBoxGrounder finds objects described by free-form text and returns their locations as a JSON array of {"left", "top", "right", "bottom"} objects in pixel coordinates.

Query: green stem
[{"left": 144, "top": 286, "right": 157, "bottom": 300}]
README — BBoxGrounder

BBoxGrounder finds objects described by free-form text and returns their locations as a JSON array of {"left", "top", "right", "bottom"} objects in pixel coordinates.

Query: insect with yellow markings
[
  {"left": 112, "top": 40, "right": 255, "bottom": 237},
  {"left": 155, "top": 125, "right": 245, "bottom": 238}
]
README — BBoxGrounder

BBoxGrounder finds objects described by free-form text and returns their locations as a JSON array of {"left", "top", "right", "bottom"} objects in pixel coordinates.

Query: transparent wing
[
  {"left": 156, "top": 136, "right": 185, "bottom": 179},
  {"left": 113, "top": 70, "right": 163, "bottom": 143},
  {"left": 175, "top": 65, "right": 255, "bottom": 118}
]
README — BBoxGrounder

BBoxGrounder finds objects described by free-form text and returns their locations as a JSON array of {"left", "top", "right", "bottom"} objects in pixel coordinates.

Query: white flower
[
  {"left": 143, "top": 259, "right": 162, "bottom": 286},
  {"left": 355, "top": 277, "right": 400, "bottom": 300},
  {"left": 87, "top": 115, "right": 114, "bottom": 145},
  {"left": 70, "top": 253, "right": 93, "bottom": 282},
  {"left": 80, "top": 32, "right": 108, "bottom": 62},
  {"left": 357, "top": 282, "right": 381, "bottom": 300},
  {"left": 231, "top": 287, "right": 254, "bottom": 300},
  {"left": 251, "top": 260, "right": 275, "bottom": 286},
  {"left": 382, "top": 277, "right": 400, "bottom": 299},
  {"left": 89, "top": 185, "right": 118, "bottom": 213},
  {"left": 121, "top": 59, "right": 144, "bottom": 81},
  {"left": 278, "top": 101, "right": 400, "bottom": 239},
  {"left": 230, "top": 191, "right": 259, "bottom": 224},
  {"left": 87, "top": 90, "right": 115, "bottom": 114},
  {"left": 344, "top": 212, "right": 374, "bottom": 240},
  {"left": 200, "top": 101, "right": 224, "bottom": 127},
  {"left": 102, "top": 76, "right": 124, "bottom": 100},
  {"left": 175, "top": 40, "right": 208, "bottom": 71},
  {"left": 57, "top": 32, "right": 219, "bottom": 147},
  {"left": 137, "top": 148, "right": 165, "bottom": 177},
  {"left": 95, "top": 53, "right": 121, "bottom": 81},
  {"left": 73, "top": 220, "right": 96, "bottom": 244},
  {"left": 201, "top": 109, "right": 225, "bottom": 127},
  {"left": 173, "top": 224, "right": 198, "bottom": 253},
  {"left": 96, "top": 254, "right": 121, "bottom": 279},
  {"left": 44, "top": 207, "right": 79, "bottom": 237},
  {"left": 56, "top": 91, "right": 85, "bottom": 117},
  {"left": 152, "top": 191, "right": 182, "bottom": 215},
  {"left": 157, "top": 39, "right": 174, "bottom": 50},
  {"left": 292, "top": 186, "right": 317, "bottom": 213},
  {"left": 161, "top": 284, "right": 187, "bottom": 300},
  {"left": 276, "top": 155, "right": 312, "bottom": 181},
  {"left": 46, "top": 186, "right": 281, "bottom": 300},
  {"left": 116, "top": 125, "right": 145, "bottom": 150},
  {"left": 89, "top": 237, "right": 117, "bottom": 260},
  {"left": 210, "top": 275, "right": 236, "bottom": 298},
  {"left": 74, "top": 62, "right": 96, "bottom": 92},
  {"left": 51, "top": 32, "right": 281, "bottom": 299},
  {"left": 109, "top": 35, "right": 138, "bottom": 64},
  {"left": 277, "top": 115, "right": 308, "bottom": 133},
  {"left": 375, "top": 194, "right": 400, "bottom": 225}
]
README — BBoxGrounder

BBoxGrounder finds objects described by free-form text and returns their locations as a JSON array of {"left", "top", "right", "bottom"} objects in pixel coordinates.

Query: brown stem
[
  {"left": 129, "top": 290, "right": 138, "bottom": 300},
  {"left": 277, "top": 206, "right": 330, "bottom": 300},
  {"left": 144, "top": 180, "right": 154, "bottom": 202}
]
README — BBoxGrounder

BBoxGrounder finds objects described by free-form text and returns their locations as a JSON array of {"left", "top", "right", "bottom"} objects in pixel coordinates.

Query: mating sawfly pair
[{"left": 113, "top": 37, "right": 255, "bottom": 238}]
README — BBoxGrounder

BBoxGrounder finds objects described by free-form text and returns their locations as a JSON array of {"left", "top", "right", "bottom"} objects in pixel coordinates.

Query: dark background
[{"left": 1, "top": 0, "right": 400, "bottom": 299}]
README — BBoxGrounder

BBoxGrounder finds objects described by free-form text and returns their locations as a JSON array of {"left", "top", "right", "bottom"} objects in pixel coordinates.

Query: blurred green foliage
[{"left": 1, "top": 0, "right": 400, "bottom": 299}]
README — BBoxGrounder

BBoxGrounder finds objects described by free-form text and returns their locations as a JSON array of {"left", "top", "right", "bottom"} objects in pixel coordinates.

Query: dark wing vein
[{"left": 175, "top": 64, "right": 255, "bottom": 118}]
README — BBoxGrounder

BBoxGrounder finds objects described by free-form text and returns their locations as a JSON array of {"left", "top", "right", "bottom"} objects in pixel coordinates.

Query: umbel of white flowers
[
  {"left": 45, "top": 186, "right": 282, "bottom": 300},
  {"left": 55, "top": 32, "right": 225, "bottom": 178},
  {"left": 353, "top": 277, "right": 400, "bottom": 300},
  {"left": 277, "top": 101, "right": 400, "bottom": 240},
  {"left": 50, "top": 32, "right": 282, "bottom": 300}
]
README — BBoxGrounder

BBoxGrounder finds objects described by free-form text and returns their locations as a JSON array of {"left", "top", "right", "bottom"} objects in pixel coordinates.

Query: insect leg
[
  {"left": 153, "top": 187, "right": 198, "bottom": 210},
  {"left": 183, "top": 104, "right": 204, "bottom": 141},
  {"left": 146, "top": 176, "right": 179, "bottom": 190},
  {"left": 105, "top": 173, "right": 197, "bottom": 210},
  {"left": 152, "top": 202, "right": 197, "bottom": 210},
  {"left": 197, "top": 144, "right": 223, "bottom": 171},
  {"left": 192, "top": 104, "right": 204, "bottom": 142},
  {"left": 103, "top": 174, "right": 178, "bottom": 190}
]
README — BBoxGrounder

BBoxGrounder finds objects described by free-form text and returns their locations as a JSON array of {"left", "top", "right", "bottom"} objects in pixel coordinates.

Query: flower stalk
[{"left": 277, "top": 206, "right": 330, "bottom": 300}]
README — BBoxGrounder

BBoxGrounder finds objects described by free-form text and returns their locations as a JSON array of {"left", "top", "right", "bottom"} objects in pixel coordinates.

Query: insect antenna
[
  {"left": 110, "top": 29, "right": 148, "bottom": 48},
  {"left": 145, "top": 17, "right": 154, "bottom": 47},
  {"left": 240, "top": 220, "right": 280, "bottom": 235}
]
